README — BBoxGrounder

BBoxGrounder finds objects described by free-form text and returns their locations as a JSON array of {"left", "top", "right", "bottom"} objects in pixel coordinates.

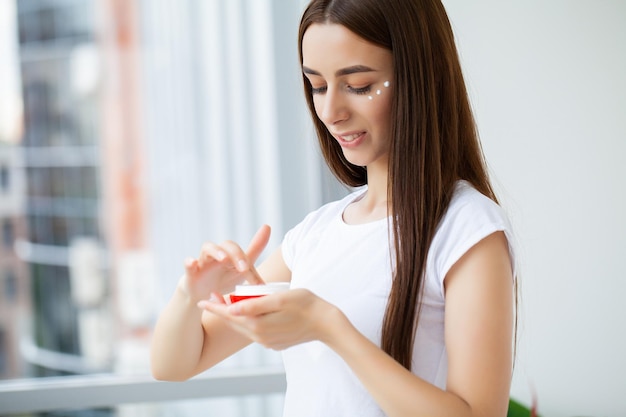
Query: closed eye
[
  {"left": 310, "top": 84, "right": 372, "bottom": 95},
  {"left": 311, "top": 85, "right": 327, "bottom": 95},
  {"left": 348, "top": 85, "right": 372, "bottom": 95}
]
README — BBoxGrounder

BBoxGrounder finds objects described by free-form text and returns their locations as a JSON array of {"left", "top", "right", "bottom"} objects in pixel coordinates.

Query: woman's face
[{"left": 302, "top": 23, "right": 394, "bottom": 170}]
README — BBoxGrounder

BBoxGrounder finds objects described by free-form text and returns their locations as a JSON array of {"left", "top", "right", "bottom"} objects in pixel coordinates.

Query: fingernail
[
  {"left": 197, "top": 301, "right": 208, "bottom": 309},
  {"left": 237, "top": 260, "right": 248, "bottom": 271},
  {"left": 216, "top": 251, "right": 227, "bottom": 261}
]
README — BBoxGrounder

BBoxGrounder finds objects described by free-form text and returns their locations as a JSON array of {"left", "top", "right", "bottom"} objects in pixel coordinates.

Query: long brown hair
[{"left": 299, "top": 0, "right": 499, "bottom": 370}]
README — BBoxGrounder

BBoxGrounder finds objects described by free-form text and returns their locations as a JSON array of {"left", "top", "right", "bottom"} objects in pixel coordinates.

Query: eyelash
[
  {"left": 310, "top": 85, "right": 372, "bottom": 95},
  {"left": 311, "top": 86, "right": 327, "bottom": 95},
  {"left": 349, "top": 85, "right": 372, "bottom": 95}
]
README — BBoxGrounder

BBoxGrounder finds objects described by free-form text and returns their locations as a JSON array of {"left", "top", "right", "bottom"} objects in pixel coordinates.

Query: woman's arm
[
  {"left": 150, "top": 226, "right": 291, "bottom": 381},
  {"left": 324, "top": 231, "right": 514, "bottom": 417}
]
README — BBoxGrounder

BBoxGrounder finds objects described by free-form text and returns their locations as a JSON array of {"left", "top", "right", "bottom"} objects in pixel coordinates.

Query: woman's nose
[{"left": 318, "top": 88, "right": 348, "bottom": 125}]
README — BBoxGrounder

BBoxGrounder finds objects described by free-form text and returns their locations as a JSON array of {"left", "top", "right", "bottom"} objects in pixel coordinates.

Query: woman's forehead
[{"left": 302, "top": 23, "right": 392, "bottom": 74}]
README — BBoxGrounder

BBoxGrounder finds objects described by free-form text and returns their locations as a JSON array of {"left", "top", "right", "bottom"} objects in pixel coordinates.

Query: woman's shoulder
[
  {"left": 281, "top": 187, "right": 366, "bottom": 267},
  {"left": 428, "top": 180, "right": 515, "bottom": 286},
  {"left": 445, "top": 180, "right": 506, "bottom": 224},
  {"left": 299, "top": 187, "right": 365, "bottom": 226},
  {"left": 283, "top": 188, "right": 365, "bottom": 239}
]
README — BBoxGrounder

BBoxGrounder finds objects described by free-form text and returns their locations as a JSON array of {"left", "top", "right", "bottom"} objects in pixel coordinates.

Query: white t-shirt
[{"left": 280, "top": 180, "right": 515, "bottom": 417}]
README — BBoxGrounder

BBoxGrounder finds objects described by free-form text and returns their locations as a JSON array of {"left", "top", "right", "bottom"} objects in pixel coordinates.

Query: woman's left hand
[{"left": 197, "top": 289, "right": 341, "bottom": 350}]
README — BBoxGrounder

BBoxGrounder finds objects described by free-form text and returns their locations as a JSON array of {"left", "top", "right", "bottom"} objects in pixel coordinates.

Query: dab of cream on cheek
[
  {"left": 367, "top": 80, "right": 391, "bottom": 101},
  {"left": 229, "top": 282, "right": 290, "bottom": 303}
]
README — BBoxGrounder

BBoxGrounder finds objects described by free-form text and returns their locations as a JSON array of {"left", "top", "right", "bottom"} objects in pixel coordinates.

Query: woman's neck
[{"left": 343, "top": 163, "right": 390, "bottom": 224}]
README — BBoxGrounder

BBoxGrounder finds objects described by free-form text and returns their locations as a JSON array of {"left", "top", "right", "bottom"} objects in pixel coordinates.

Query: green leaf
[{"left": 508, "top": 398, "right": 533, "bottom": 417}]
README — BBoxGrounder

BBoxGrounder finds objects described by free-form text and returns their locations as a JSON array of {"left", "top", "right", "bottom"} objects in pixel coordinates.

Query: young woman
[{"left": 151, "top": 1, "right": 517, "bottom": 416}]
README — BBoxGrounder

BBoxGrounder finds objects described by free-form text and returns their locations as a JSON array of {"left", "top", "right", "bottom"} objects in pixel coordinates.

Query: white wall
[{"left": 443, "top": 1, "right": 626, "bottom": 416}]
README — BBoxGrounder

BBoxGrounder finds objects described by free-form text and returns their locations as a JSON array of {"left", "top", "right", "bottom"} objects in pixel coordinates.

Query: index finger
[
  {"left": 246, "top": 224, "right": 271, "bottom": 263},
  {"left": 246, "top": 264, "right": 265, "bottom": 285}
]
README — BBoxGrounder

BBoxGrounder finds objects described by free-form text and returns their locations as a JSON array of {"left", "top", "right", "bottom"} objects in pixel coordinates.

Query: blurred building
[
  {"left": 14, "top": 0, "right": 106, "bottom": 377},
  {"left": 0, "top": 0, "right": 30, "bottom": 380},
  {"left": 0, "top": 143, "right": 30, "bottom": 379},
  {"left": 10, "top": 0, "right": 150, "bottom": 380}
]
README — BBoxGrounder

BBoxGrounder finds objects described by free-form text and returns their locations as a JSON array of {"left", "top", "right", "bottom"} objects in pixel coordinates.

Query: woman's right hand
[{"left": 179, "top": 224, "right": 271, "bottom": 303}]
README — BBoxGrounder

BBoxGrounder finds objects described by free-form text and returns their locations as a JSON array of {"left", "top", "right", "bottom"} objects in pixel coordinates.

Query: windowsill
[{"left": 0, "top": 365, "right": 286, "bottom": 414}]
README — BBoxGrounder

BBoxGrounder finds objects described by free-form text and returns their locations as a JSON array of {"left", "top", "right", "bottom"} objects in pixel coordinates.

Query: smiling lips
[{"left": 335, "top": 131, "right": 366, "bottom": 146}]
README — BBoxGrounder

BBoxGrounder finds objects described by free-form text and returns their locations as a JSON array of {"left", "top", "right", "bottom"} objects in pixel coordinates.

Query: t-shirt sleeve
[{"left": 427, "top": 184, "right": 516, "bottom": 298}]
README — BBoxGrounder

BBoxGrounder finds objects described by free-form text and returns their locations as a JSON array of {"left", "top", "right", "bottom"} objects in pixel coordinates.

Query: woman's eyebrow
[{"left": 302, "top": 64, "right": 377, "bottom": 77}]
